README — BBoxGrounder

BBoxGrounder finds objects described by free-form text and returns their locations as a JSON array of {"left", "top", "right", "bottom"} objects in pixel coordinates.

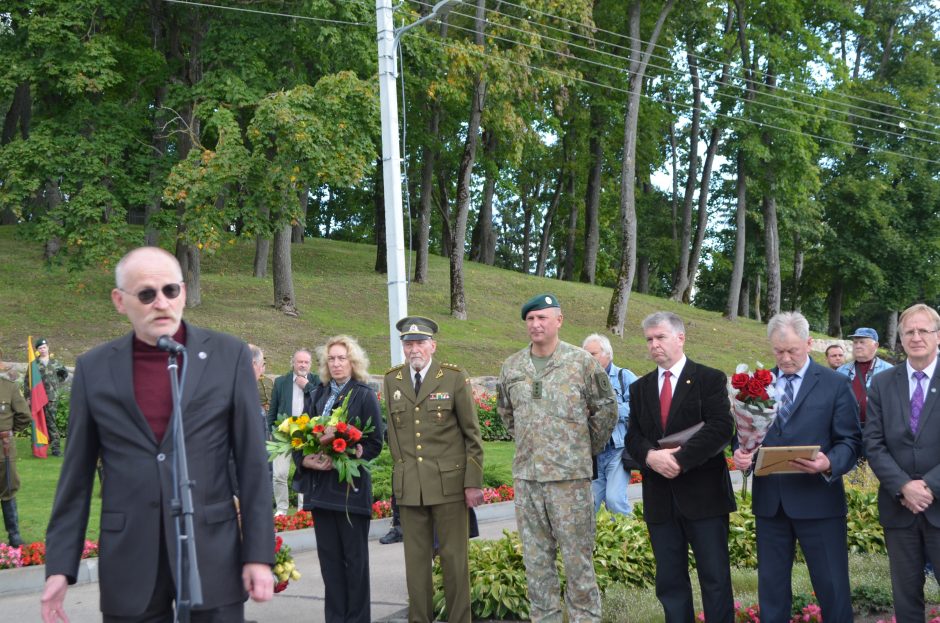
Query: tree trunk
[
  {"left": 253, "top": 201, "right": 270, "bottom": 278},
  {"left": 726, "top": 150, "right": 747, "bottom": 320},
  {"left": 292, "top": 187, "right": 308, "bottom": 243},
  {"left": 791, "top": 231, "right": 803, "bottom": 311},
  {"left": 607, "top": 0, "right": 674, "bottom": 335},
  {"left": 580, "top": 105, "right": 603, "bottom": 284},
  {"left": 637, "top": 256, "right": 650, "bottom": 293},
  {"left": 374, "top": 156, "right": 387, "bottom": 274},
  {"left": 535, "top": 176, "right": 563, "bottom": 277},
  {"left": 520, "top": 183, "right": 535, "bottom": 274},
  {"left": 449, "top": 0, "right": 487, "bottom": 320},
  {"left": 885, "top": 310, "right": 899, "bottom": 353},
  {"left": 175, "top": 238, "right": 201, "bottom": 308},
  {"left": 470, "top": 130, "right": 497, "bottom": 264},
  {"left": 762, "top": 192, "right": 781, "bottom": 318},
  {"left": 740, "top": 278, "right": 750, "bottom": 319},
  {"left": 1, "top": 81, "right": 31, "bottom": 145},
  {"left": 437, "top": 169, "right": 453, "bottom": 260},
  {"left": 754, "top": 273, "right": 762, "bottom": 323},
  {"left": 414, "top": 103, "right": 440, "bottom": 283},
  {"left": 671, "top": 44, "right": 702, "bottom": 301},
  {"left": 665, "top": 88, "right": 678, "bottom": 242},
  {"left": 826, "top": 278, "right": 843, "bottom": 337},
  {"left": 561, "top": 127, "right": 578, "bottom": 281},
  {"left": 272, "top": 224, "right": 297, "bottom": 315}
]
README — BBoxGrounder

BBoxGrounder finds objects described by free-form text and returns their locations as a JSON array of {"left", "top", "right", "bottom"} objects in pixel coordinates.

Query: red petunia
[
  {"left": 332, "top": 438, "right": 347, "bottom": 453},
  {"left": 730, "top": 373, "right": 750, "bottom": 389},
  {"left": 753, "top": 368, "right": 773, "bottom": 385}
]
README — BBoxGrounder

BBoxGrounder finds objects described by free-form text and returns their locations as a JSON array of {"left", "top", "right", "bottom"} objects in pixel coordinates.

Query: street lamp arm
[{"left": 393, "top": 0, "right": 463, "bottom": 49}]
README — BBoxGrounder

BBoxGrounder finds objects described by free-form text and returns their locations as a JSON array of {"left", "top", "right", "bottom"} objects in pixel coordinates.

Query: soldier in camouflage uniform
[
  {"left": 497, "top": 294, "right": 618, "bottom": 623},
  {"left": 1, "top": 369, "right": 31, "bottom": 546},
  {"left": 24, "top": 338, "right": 68, "bottom": 456}
]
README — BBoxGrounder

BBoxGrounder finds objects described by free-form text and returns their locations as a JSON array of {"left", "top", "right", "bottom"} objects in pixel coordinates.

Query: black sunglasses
[{"left": 120, "top": 283, "right": 183, "bottom": 305}]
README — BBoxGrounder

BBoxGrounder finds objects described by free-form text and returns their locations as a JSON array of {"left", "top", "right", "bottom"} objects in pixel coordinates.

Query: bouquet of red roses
[{"left": 728, "top": 363, "right": 779, "bottom": 452}]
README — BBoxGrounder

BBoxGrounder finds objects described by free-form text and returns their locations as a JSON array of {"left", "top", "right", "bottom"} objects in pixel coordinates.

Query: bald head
[{"left": 115, "top": 247, "right": 182, "bottom": 290}]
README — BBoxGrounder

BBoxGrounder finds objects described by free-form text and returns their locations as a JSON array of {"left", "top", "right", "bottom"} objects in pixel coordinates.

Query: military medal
[{"left": 393, "top": 390, "right": 401, "bottom": 400}]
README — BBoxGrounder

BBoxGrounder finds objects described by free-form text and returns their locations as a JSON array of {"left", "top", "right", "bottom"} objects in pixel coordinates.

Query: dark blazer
[
  {"left": 266, "top": 370, "right": 319, "bottom": 432},
  {"left": 865, "top": 361, "right": 940, "bottom": 528},
  {"left": 751, "top": 360, "right": 861, "bottom": 519},
  {"left": 44, "top": 323, "right": 275, "bottom": 617},
  {"left": 293, "top": 380, "right": 385, "bottom": 517},
  {"left": 626, "top": 358, "right": 736, "bottom": 523}
]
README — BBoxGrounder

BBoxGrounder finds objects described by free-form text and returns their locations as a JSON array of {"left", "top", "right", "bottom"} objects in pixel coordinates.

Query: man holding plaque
[
  {"left": 625, "top": 311, "right": 735, "bottom": 623},
  {"left": 733, "top": 311, "right": 861, "bottom": 623}
]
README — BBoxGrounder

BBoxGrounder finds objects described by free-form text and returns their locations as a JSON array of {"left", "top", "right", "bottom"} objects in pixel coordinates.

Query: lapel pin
[
  {"left": 686, "top": 380, "right": 691, "bottom": 384},
  {"left": 198, "top": 351, "right": 207, "bottom": 360}
]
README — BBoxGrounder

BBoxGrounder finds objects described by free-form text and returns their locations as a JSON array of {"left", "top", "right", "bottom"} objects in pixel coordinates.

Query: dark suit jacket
[
  {"left": 751, "top": 360, "right": 861, "bottom": 520},
  {"left": 865, "top": 361, "right": 940, "bottom": 528},
  {"left": 44, "top": 323, "right": 275, "bottom": 617},
  {"left": 266, "top": 370, "right": 319, "bottom": 432},
  {"left": 626, "top": 358, "right": 736, "bottom": 523}
]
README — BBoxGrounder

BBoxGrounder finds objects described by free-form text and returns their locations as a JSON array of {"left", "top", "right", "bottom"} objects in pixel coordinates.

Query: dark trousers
[
  {"left": 884, "top": 515, "right": 940, "bottom": 623},
  {"left": 102, "top": 534, "right": 244, "bottom": 623},
  {"left": 647, "top": 509, "right": 734, "bottom": 623},
  {"left": 312, "top": 508, "right": 371, "bottom": 623},
  {"left": 756, "top": 509, "right": 853, "bottom": 623}
]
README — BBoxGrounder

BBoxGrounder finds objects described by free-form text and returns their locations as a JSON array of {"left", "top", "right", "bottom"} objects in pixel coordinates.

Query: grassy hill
[{"left": 0, "top": 226, "right": 791, "bottom": 376}]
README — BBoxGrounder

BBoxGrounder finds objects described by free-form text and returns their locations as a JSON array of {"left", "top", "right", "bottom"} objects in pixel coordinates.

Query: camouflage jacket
[
  {"left": 497, "top": 340, "right": 617, "bottom": 481},
  {"left": 25, "top": 357, "right": 69, "bottom": 404}
]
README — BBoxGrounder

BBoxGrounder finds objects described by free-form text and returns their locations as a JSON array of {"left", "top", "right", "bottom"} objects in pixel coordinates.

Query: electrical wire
[
  {"left": 411, "top": 30, "right": 940, "bottom": 166},
  {"left": 404, "top": 1, "right": 940, "bottom": 148},
  {"left": 406, "top": 0, "right": 940, "bottom": 142}
]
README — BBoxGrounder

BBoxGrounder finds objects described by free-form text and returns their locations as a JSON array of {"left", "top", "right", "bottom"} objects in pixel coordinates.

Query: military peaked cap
[{"left": 396, "top": 316, "right": 438, "bottom": 341}]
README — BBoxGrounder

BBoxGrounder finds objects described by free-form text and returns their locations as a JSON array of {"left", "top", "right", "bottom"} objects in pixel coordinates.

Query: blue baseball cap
[{"left": 847, "top": 327, "right": 879, "bottom": 342}]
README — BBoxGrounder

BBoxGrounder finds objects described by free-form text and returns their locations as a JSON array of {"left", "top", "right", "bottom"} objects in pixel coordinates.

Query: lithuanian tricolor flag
[{"left": 27, "top": 336, "right": 50, "bottom": 458}]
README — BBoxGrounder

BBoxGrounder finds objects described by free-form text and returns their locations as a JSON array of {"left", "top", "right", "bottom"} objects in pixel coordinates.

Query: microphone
[{"left": 157, "top": 335, "right": 187, "bottom": 354}]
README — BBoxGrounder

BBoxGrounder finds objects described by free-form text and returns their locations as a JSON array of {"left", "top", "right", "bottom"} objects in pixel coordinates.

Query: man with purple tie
[{"left": 866, "top": 303, "right": 940, "bottom": 623}]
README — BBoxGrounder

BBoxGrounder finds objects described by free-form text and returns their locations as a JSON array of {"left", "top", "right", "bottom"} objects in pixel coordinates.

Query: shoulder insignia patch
[
  {"left": 386, "top": 363, "right": 405, "bottom": 376},
  {"left": 440, "top": 362, "right": 462, "bottom": 371},
  {"left": 436, "top": 368, "right": 444, "bottom": 379}
]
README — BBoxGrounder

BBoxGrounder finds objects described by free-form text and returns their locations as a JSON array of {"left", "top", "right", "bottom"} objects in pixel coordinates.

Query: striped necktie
[{"left": 777, "top": 374, "right": 797, "bottom": 430}]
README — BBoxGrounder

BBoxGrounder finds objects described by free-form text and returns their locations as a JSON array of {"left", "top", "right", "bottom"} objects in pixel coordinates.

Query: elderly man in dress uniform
[
  {"left": 497, "top": 294, "right": 618, "bottom": 623},
  {"left": 1, "top": 369, "right": 31, "bottom": 547},
  {"left": 383, "top": 316, "right": 484, "bottom": 623}
]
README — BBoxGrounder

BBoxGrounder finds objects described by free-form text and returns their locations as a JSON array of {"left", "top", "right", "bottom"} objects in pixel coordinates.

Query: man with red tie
[{"left": 625, "top": 311, "right": 736, "bottom": 623}]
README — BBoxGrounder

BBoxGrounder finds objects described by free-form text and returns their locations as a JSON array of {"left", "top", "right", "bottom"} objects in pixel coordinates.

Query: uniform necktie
[
  {"left": 414, "top": 371, "right": 422, "bottom": 395},
  {"left": 777, "top": 374, "right": 797, "bottom": 429},
  {"left": 911, "top": 371, "right": 927, "bottom": 434},
  {"left": 660, "top": 371, "right": 672, "bottom": 430}
]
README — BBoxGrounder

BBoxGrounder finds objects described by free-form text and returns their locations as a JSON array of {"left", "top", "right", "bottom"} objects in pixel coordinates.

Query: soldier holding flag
[{"left": 24, "top": 337, "right": 68, "bottom": 457}]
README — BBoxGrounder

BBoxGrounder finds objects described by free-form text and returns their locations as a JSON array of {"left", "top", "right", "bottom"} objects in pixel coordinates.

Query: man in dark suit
[
  {"left": 865, "top": 303, "right": 940, "bottom": 623},
  {"left": 626, "top": 311, "right": 736, "bottom": 623},
  {"left": 383, "top": 316, "right": 484, "bottom": 623},
  {"left": 267, "top": 349, "right": 318, "bottom": 515},
  {"left": 41, "top": 246, "right": 274, "bottom": 622},
  {"left": 733, "top": 311, "right": 861, "bottom": 623}
]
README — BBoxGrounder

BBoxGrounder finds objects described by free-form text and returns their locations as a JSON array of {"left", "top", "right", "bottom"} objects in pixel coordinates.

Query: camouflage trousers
[
  {"left": 44, "top": 404, "right": 61, "bottom": 455},
  {"left": 514, "top": 478, "right": 600, "bottom": 623}
]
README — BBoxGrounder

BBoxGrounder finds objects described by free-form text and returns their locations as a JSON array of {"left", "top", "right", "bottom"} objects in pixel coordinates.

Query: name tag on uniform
[{"left": 430, "top": 392, "right": 450, "bottom": 400}]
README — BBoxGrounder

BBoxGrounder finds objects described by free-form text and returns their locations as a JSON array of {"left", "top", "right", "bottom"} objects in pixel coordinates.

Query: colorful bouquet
[
  {"left": 728, "top": 363, "right": 779, "bottom": 452},
  {"left": 273, "top": 535, "right": 300, "bottom": 593},
  {"left": 266, "top": 391, "right": 375, "bottom": 487}
]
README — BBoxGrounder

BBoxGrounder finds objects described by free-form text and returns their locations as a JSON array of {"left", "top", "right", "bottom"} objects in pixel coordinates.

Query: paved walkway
[{"left": 0, "top": 476, "right": 750, "bottom": 622}]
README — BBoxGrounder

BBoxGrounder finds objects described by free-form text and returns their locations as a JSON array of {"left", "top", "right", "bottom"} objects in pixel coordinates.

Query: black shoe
[{"left": 379, "top": 525, "right": 403, "bottom": 544}]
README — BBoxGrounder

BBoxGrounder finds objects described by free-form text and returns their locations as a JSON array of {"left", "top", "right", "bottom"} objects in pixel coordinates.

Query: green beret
[
  {"left": 521, "top": 293, "right": 560, "bottom": 320},
  {"left": 34, "top": 338, "right": 48, "bottom": 349},
  {"left": 396, "top": 315, "right": 439, "bottom": 341}
]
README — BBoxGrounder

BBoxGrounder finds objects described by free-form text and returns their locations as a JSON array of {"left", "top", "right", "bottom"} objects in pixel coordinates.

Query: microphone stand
[{"left": 167, "top": 350, "right": 202, "bottom": 622}]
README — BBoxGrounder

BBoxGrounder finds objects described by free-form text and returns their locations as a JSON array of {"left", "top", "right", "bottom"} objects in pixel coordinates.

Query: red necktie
[{"left": 660, "top": 370, "right": 672, "bottom": 430}]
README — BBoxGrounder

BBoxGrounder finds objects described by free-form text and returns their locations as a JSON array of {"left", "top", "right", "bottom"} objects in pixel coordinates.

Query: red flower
[
  {"left": 332, "top": 438, "right": 347, "bottom": 453},
  {"left": 484, "top": 420, "right": 492, "bottom": 427},
  {"left": 730, "top": 373, "right": 750, "bottom": 389},
  {"left": 753, "top": 368, "right": 773, "bottom": 385},
  {"left": 274, "top": 581, "right": 289, "bottom": 593},
  {"left": 336, "top": 422, "right": 348, "bottom": 433},
  {"left": 745, "top": 377, "right": 766, "bottom": 397},
  {"left": 312, "top": 424, "right": 325, "bottom": 434},
  {"left": 275, "top": 536, "right": 283, "bottom": 553},
  {"left": 347, "top": 427, "right": 362, "bottom": 442}
]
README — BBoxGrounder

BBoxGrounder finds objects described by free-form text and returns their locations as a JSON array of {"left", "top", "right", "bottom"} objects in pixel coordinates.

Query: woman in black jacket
[{"left": 293, "top": 335, "right": 384, "bottom": 623}]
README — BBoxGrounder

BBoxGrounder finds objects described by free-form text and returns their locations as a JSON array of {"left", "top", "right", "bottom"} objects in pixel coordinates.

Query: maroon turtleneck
[
  {"left": 132, "top": 324, "right": 187, "bottom": 443},
  {"left": 852, "top": 358, "right": 874, "bottom": 424}
]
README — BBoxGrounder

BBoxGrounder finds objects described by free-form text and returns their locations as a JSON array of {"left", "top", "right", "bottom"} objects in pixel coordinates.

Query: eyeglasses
[
  {"left": 902, "top": 328, "right": 939, "bottom": 340},
  {"left": 119, "top": 283, "right": 183, "bottom": 305}
]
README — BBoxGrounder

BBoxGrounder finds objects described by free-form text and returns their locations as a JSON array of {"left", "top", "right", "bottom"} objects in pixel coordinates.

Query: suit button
[
  {"left": 415, "top": 407, "right": 420, "bottom": 412},
  {"left": 418, "top": 457, "right": 423, "bottom": 462},
  {"left": 415, "top": 419, "right": 420, "bottom": 424},
  {"left": 416, "top": 445, "right": 422, "bottom": 450},
  {"left": 156, "top": 453, "right": 166, "bottom": 462},
  {"left": 416, "top": 432, "right": 421, "bottom": 438}
]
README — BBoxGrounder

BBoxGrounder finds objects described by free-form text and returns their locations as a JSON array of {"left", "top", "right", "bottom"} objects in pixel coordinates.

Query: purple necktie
[{"left": 911, "top": 371, "right": 927, "bottom": 434}]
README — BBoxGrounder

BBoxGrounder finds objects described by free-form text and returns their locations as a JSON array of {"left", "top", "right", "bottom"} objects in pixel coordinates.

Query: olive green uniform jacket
[
  {"left": 383, "top": 360, "right": 484, "bottom": 506},
  {"left": 0, "top": 377, "right": 31, "bottom": 500}
]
